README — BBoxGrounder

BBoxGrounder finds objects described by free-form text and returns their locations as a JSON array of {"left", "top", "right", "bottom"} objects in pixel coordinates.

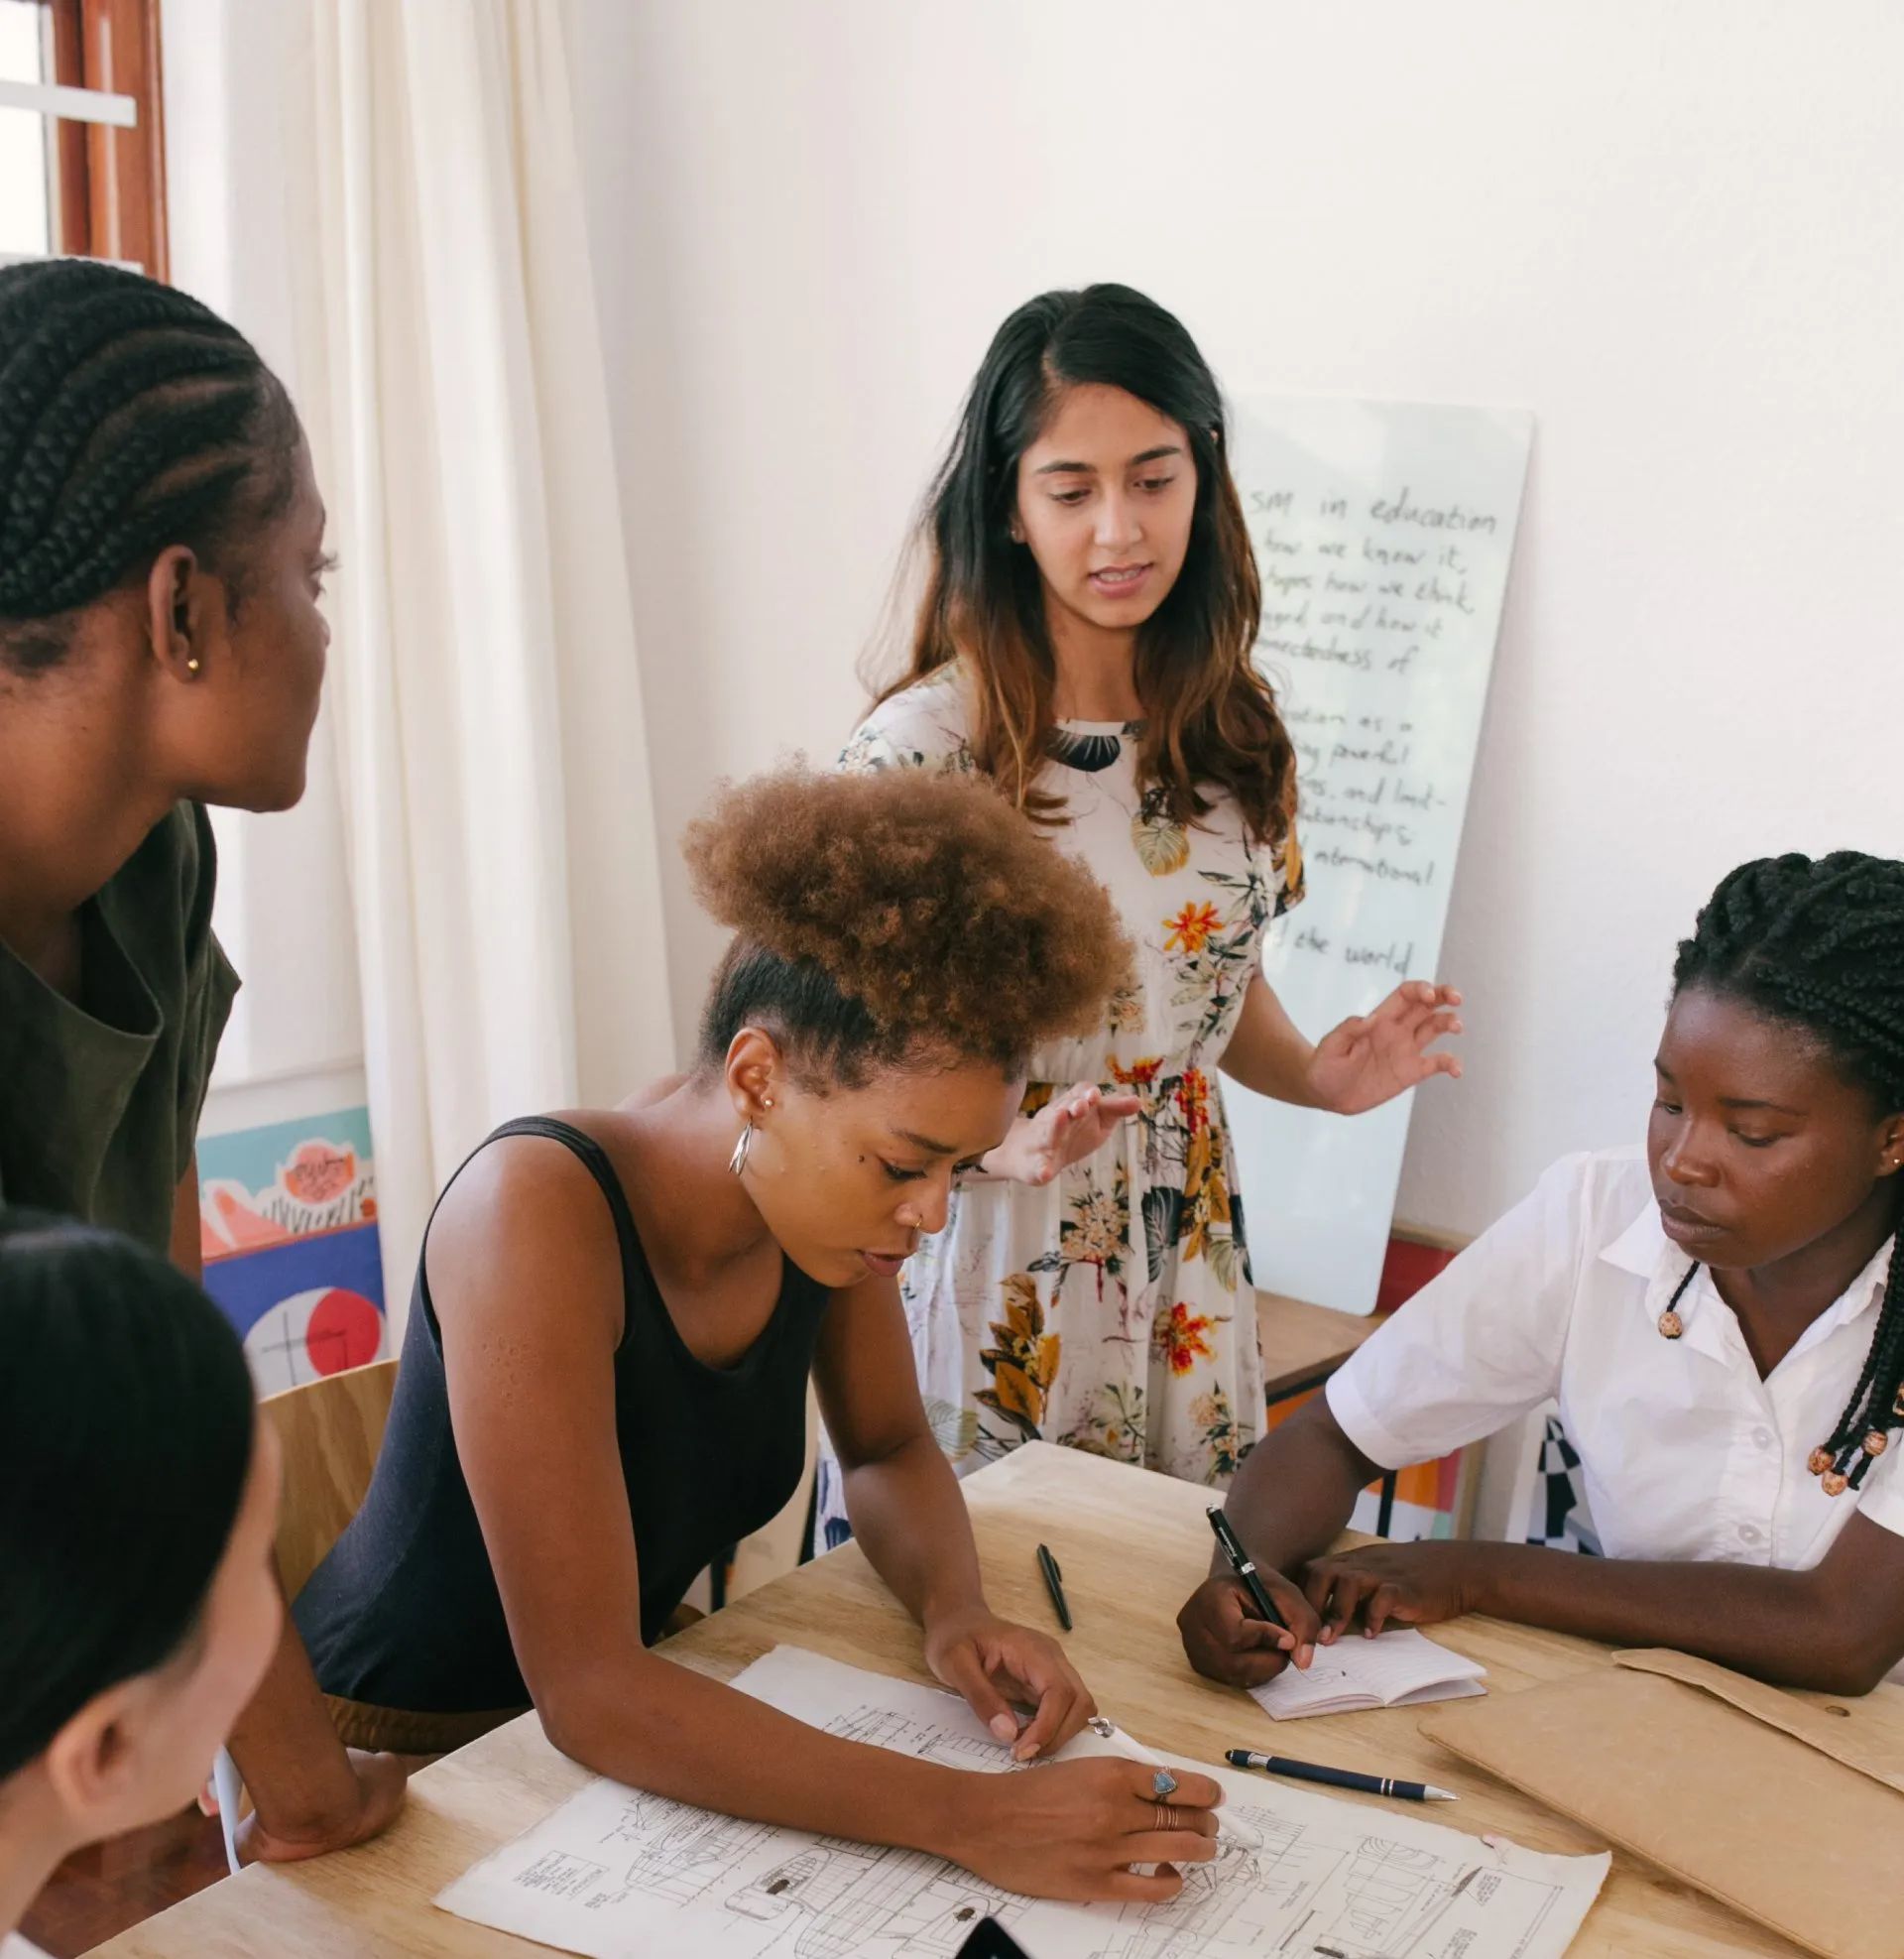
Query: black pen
[
  {"left": 1035, "top": 1542, "right": 1071, "bottom": 1631},
  {"left": 1226, "top": 1748, "right": 1457, "bottom": 1802},
  {"left": 1205, "top": 1505, "right": 1284, "bottom": 1630}
]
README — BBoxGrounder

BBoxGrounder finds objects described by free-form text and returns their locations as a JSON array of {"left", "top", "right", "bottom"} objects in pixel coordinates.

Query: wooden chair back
[{"left": 259, "top": 1359, "right": 398, "bottom": 1598}]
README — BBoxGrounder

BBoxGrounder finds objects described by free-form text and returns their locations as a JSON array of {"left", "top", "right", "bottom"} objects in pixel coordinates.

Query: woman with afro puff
[{"left": 293, "top": 765, "right": 1230, "bottom": 1904}]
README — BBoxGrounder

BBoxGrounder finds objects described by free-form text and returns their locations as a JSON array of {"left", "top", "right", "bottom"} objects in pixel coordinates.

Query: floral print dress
[{"left": 817, "top": 672, "right": 1303, "bottom": 1538}]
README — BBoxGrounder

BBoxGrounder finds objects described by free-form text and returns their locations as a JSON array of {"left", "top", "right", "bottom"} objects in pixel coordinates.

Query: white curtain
[{"left": 280, "top": 0, "right": 674, "bottom": 1319}]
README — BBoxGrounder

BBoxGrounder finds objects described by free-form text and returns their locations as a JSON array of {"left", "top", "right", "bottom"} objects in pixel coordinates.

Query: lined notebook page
[{"left": 1251, "top": 1627, "right": 1488, "bottom": 1719}]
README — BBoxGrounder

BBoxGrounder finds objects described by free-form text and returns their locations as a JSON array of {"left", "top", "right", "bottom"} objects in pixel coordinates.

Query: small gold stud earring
[
  {"left": 186, "top": 656, "right": 201, "bottom": 673},
  {"left": 763, "top": 1097, "right": 774, "bottom": 1110}
]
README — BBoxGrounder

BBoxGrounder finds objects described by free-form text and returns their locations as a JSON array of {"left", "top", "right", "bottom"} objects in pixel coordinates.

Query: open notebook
[{"left": 1250, "top": 1627, "right": 1488, "bottom": 1720}]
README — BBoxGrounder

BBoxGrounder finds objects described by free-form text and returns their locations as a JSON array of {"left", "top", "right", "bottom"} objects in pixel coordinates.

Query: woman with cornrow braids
[
  {"left": 0, "top": 260, "right": 407, "bottom": 1859},
  {"left": 1178, "top": 851, "right": 1904, "bottom": 1698}
]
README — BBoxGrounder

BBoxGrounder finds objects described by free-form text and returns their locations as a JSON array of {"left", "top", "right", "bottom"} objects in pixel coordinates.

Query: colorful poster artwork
[{"left": 195, "top": 1107, "right": 387, "bottom": 1396}]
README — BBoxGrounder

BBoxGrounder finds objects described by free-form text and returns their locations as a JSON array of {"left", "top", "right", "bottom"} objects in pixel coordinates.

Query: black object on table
[
  {"left": 1035, "top": 1541, "right": 1072, "bottom": 1631},
  {"left": 958, "top": 1916, "right": 1035, "bottom": 1958}
]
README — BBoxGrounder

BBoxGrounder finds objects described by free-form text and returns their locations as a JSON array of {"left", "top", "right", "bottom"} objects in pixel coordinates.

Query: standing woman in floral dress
[{"left": 818, "top": 285, "right": 1462, "bottom": 1534}]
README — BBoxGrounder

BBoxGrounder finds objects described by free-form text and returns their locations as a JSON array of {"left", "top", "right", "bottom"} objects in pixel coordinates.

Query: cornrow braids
[
  {"left": 1673, "top": 851, "right": 1904, "bottom": 1491},
  {"left": 0, "top": 258, "right": 298, "bottom": 673}
]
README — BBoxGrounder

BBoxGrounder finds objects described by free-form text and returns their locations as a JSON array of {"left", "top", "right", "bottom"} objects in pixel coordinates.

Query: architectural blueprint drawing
[{"left": 436, "top": 1648, "right": 1607, "bottom": 1958}]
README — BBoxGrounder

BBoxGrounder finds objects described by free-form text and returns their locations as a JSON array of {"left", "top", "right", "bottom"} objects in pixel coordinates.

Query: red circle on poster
[{"left": 304, "top": 1289, "right": 383, "bottom": 1376}]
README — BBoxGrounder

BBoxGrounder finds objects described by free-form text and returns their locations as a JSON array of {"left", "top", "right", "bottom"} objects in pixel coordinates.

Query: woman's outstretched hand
[
  {"left": 1306, "top": 982, "right": 1463, "bottom": 1115},
  {"left": 981, "top": 1084, "right": 1141, "bottom": 1186}
]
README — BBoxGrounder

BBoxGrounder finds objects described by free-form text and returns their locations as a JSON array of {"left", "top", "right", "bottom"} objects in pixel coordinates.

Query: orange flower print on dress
[
  {"left": 1163, "top": 900, "right": 1222, "bottom": 956},
  {"left": 1153, "top": 1300, "right": 1215, "bottom": 1377},
  {"left": 977, "top": 1275, "right": 1062, "bottom": 1443},
  {"left": 1108, "top": 1054, "right": 1165, "bottom": 1104},
  {"left": 1278, "top": 824, "right": 1305, "bottom": 908},
  {"left": 1175, "top": 1067, "right": 1211, "bottom": 1137}
]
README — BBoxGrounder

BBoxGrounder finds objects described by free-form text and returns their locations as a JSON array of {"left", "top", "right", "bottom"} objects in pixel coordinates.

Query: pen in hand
[
  {"left": 1206, "top": 1505, "right": 1311, "bottom": 1668},
  {"left": 1206, "top": 1506, "right": 1286, "bottom": 1628}
]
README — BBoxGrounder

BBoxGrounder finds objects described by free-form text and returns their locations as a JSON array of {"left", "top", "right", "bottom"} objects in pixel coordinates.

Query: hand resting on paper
[
  {"left": 1300, "top": 1541, "right": 1481, "bottom": 1643},
  {"left": 941, "top": 1757, "right": 1224, "bottom": 1902},
  {"left": 923, "top": 1606, "right": 1095, "bottom": 1761},
  {"left": 1175, "top": 1395, "right": 1381, "bottom": 1689}
]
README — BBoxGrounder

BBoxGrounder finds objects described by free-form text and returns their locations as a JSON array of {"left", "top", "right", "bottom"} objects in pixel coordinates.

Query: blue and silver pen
[{"left": 1226, "top": 1749, "right": 1457, "bottom": 1803}]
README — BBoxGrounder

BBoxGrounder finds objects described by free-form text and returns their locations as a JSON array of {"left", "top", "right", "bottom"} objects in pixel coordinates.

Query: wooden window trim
[{"left": 45, "top": 0, "right": 169, "bottom": 280}]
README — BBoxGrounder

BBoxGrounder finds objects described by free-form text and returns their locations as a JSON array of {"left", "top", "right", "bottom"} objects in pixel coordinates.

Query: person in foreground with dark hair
[
  {"left": 0, "top": 1215, "right": 282, "bottom": 1957},
  {"left": 0, "top": 259, "right": 406, "bottom": 1862},
  {"left": 1179, "top": 852, "right": 1904, "bottom": 1698},
  {"left": 821, "top": 284, "right": 1461, "bottom": 1545},
  {"left": 295, "top": 765, "right": 1229, "bottom": 1903}
]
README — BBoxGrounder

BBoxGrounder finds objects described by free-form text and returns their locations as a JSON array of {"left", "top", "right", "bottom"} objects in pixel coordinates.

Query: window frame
[{"left": 38, "top": 0, "right": 169, "bottom": 277}]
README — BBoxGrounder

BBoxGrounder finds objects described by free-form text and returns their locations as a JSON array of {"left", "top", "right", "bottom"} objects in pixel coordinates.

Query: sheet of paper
[
  {"left": 1251, "top": 1627, "right": 1488, "bottom": 1719},
  {"left": 437, "top": 1646, "right": 1606, "bottom": 1959}
]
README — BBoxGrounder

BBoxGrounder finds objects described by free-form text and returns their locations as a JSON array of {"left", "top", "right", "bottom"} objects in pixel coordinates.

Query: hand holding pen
[{"left": 1177, "top": 1508, "right": 1321, "bottom": 1686}]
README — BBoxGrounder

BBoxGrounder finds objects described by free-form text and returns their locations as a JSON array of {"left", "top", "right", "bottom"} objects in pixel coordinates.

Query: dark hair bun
[{"left": 687, "top": 764, "right": 1130, "bottom": 1077}]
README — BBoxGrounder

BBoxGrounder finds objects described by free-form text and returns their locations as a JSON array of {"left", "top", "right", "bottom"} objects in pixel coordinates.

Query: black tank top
[{"left": 295, "top": 1118, "right": 832, "bottom": 1714}]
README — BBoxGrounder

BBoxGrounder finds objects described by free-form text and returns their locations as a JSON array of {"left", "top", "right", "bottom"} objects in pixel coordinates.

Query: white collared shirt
[
  {"left": 1328, "top": 1148, "right": 1904, "bottom": 1577},
  {"left": 3, "top": 1933, "right": 52, "bottom": 1959}
]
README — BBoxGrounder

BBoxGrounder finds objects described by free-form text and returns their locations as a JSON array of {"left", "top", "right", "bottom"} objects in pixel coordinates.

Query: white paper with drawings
[
  {"left": 1226, "top": 397, "right": 1532, "bottom": 1314},
  {"left": 437, "top": 1646, "right": 1606, "bottom": 1958}
]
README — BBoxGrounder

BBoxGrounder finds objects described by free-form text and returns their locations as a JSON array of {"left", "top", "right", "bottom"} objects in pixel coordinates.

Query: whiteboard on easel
[{"left": 1226, "top": 397, "right": 1532, "bottom": 1314}]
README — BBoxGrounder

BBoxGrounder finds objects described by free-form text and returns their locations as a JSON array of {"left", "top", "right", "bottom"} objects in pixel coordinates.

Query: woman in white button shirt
[
  {"left": 0, "top": 1216, "right": 283, "bottom": 1957},
  {"left": 1179, "top": 852, "right": 1904, "bottom": 1696}
]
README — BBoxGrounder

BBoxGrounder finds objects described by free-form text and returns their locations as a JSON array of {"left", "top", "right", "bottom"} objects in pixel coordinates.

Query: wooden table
[{"left": 94, "top": 1443, "right": 1816, "bottom": 1957}]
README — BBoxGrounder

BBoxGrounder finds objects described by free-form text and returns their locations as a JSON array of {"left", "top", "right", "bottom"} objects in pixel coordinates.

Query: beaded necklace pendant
[{"left": 1656, "top": 1261, "right": 1699, "bottom": 1341}]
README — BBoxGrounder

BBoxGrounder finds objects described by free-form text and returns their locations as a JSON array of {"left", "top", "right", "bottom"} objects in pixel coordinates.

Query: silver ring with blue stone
[{"left": 1151, "top": 1769, "right": 1178, "bottom": 1797}]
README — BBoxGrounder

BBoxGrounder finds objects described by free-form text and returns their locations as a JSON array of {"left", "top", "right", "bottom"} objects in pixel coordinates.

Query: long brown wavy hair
[{"left": 875, "top": 284, "right": 1295, "bottom": 847}]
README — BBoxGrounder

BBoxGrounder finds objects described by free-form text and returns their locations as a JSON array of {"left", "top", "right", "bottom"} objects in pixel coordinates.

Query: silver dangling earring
[{"left": 728, "top": 1121, "right": 755, "bottom": 1177}]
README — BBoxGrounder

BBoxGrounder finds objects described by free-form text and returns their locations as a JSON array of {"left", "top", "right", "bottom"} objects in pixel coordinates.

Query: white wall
[
  {"left": 164, "top": 0, "right": 366, "bottom": 1106},
  {"left": 564, "top": 0, "right": 1904, "bottom": 1238}
]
